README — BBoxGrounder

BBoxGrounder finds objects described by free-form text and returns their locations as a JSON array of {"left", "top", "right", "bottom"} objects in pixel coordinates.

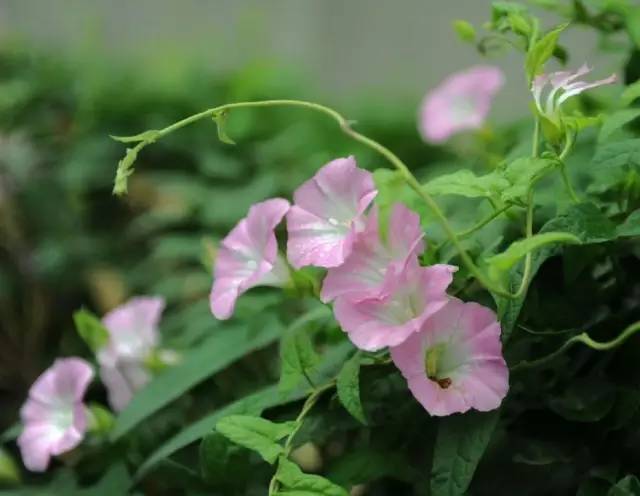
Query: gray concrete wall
[{"left": 0, "top": 1, "right": 620, "bottom": 119}]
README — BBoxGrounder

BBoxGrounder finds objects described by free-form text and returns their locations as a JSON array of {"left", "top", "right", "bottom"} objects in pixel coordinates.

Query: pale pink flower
[
  {"left": 286, "top": 156, "right": 377, "bottom": 269},
  {"left": 321, "top": 203, "right": 424, "bottom": 303},
  {"left": 532, "top": 64, "right": 616, "bottom": 124},
  {"left": 18, "top": 358, "right": 94, "bottom": 472},
  {"left": 210, "top": 198, "right": 291, "bottom": 320},
  {"left": 419, "top": 65, "right": 504, "bottom": 143},
  {"left": 391, "top": 298, "right": 509, "bottom": 416},
  {"left": 98, "top": 296, "right": 165, "bottom": 411},
  {"left": 333, "top": 261, "right": 456, "bottom": 351}
]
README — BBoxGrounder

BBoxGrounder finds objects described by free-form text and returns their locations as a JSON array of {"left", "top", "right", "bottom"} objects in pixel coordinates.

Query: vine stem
[
  {"left": 512, "top": 320, "right": 640, "bottom": 371},
  {"left": 558, "top": 131, "right": 579, "bottom": 203},
  {"left": 114, "top": 99, "right": 518, "bottom": 297},
  {"left": 267, "top": 381, "right": 333, "bottom": 495}
]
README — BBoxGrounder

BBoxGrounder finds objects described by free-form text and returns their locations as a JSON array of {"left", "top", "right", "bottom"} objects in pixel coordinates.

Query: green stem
[
  {"left": 512, "top": 320, "right": 640, "bottom": 371},
  {"left": 267, "top": 382, "right": 333, "bottom": 495},
  {"left": 558, "top": 131, "right": 579, "bottom": 203},
  {"left": 113, "top": 99, "right": 516, "bottom": 297},
  {"left": 436, "top": 203, "right": 513, "bottom": 253}
]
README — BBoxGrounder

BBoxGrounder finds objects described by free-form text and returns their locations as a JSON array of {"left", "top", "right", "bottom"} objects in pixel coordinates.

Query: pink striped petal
[
  {"left": 210, "top": 198, "right": 290, "bottom": 319},
  {"left": 391, "top": 298, "right": 508, "bottom": 416},
  {"left": 286, "top": 157, "right": 377, "bottom": 268},
  {"left": 334, "top": 262, "right": 456, "bottom": 351}
]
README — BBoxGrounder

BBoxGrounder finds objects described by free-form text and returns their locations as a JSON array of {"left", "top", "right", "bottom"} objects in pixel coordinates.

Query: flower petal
[
  {"left": 334, "top": 262, "right": 455, "bottom": 351},
  {"left": 391, "top": 298, "right": 508, "bottom": 416},
  {"left": 321, "top": 204, "right": 424, "bottom": 302},
  {"left": 286, "top": 157, "right": 377, "bottom": 268},
  {"left": 102, "top": 296, "right": 165, "bottom": 363},
  {"left": 419, "top": 65, "right": 504, "bottom": 143},
  {"left": 210, "top": 198, "right": 290, "bottom": 319}
]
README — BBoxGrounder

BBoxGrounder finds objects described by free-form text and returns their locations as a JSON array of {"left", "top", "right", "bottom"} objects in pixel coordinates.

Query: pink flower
[
  {"left": 532, "top": 64, "right": 616, "bottom": 124},
  {"left": 286, "top": 156, "right": 377, "bottom": 269},
  {"left": 391, "top": 298, "right": 509, "bottom": 416},
  {"left": 419, "top": 65, "right": 504, "bottom": 143},
  {"left": 333, "top": 261, "right": 456, "bottom": 351},
  {"left": 321, "top": 203, "right": 424, "bottom": 303},
  {"left": 98, "top": 296, "right": 165, "bottom": 411},
  {"left": 211, "top": 198, "right": 291, "bottom": 320},
  {"left": 18, "top": 358, "right": 94, "bottom": 472}
]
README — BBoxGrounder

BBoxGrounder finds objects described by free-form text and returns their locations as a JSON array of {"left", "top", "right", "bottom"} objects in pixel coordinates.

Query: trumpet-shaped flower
[
  {"left": 18, "top": 358, "right": 94, "bottom": 472},
  {"left": 98, "top": 296, "right": 165, "bottom": 411},
  {"left": 333, "top": 261, "right": 456, "bottom": 351},
  {"left": 391, "top": 298, "right": 508, "bottom": 416},
  {"left": 321, "top": 203, "right": 424, "bottom": 302},
  {"left": 532, "top": 64, "right": 617, "bottom": 124},
  {"left": 286, "top": 156, "right": 377, "bottom": 268},
  {"left": 419, "top": 65, "right": 504, "bottom": 143},
  {"left": 211, "top": 198, "right": 291, "bottom": 319}
]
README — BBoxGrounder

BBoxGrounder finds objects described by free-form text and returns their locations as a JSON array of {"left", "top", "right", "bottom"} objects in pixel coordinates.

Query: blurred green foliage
[{"left": 1, "top": 0, "right": 640, "bottom": 492}]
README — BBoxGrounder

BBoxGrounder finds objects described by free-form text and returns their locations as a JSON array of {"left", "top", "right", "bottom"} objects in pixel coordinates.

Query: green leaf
[
  {"left": 431, "top": 410, "right": 500, "bottom": 496},
  {"left": 487, "top": 231, "right": 581, "bottom": 271},
  {"left": 134, "top": 342, "right": 352, "bottom": 481},
  {"left": 110, "top": 129, "right": 159, "bottom": 144},
  {"left": 216, "top": 415, "right": 296, "bottom": 464},
  {"left": 525, "top": 23, "right": 568, "bottom": 82},
  {"left": 452, "top": 20, "right": 476, "bottom": 42},
  {"left": 73, "top": 308, "right": 109, "bottom": 353},
  {"left": 498, "top": 157, "right": 557, "bottom": 202},
  {"left": 543, "top": 202, "right": 617, "bottom": 243},
  {"left": 336, "top": 352, "right": 367, "bottom": 425},
  {"left": 548, "top": 378, "right": 615, "bottom": 422},
  {"left": 491, "top": 1, "right": 528, "bottom": 27},
  {"left": 626, "top": 6, "right": 640, "bottom": 49},
  {"left": 110, "top": 317, "right": 283, "bottom": 441},
  {"left": 0, "top": 424, "right": 20, "bottom": 444},
  {"left": 423, "top": 170, "right": 508, "bottom": 199},
  {"left": 113, "top": 144, "right": 142, "bottom": 196},
  {"left": 213, "top": 111, "right": 236, "bottom": 145},
  {"left": 496, "top": 202, "right": 617, "bottom": 342},
  {"left": 75, "top": 464, "right": 130, "bottom": 496},
  {"left": 617, "top": 210, "right": 640, "bottom": 237},
  {"left": 598, "top": 109, "right": 640, "bottom": 143},
  {"left": 508, "top": 11, "right": 532, "bottom": 36},
  {"left": 588, "top": 139, "right": 640, "bottom": 194},
  {"left": 279, "top": 310, "right": 324, "bottom": 393},
  {"left": 275, "top": 457, "right": 349, "bottom": 496},
  {"left": 199, "top": 431, "right": 236, "bottom": 484},
  {"left": 0, "top": 449, "right": 20, "bottom": 485},
  {"left": 609, "top": 475, "right": 640, "bottom": 496},
  {"left": 327, "top": 449, "right": 417, "bottom": 487},
  {"left": 621, "top": 80, "right": 640, "bottom": 106}
]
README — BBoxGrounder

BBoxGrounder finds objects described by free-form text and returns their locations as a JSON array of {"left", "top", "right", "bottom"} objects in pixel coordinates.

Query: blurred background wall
[{"left": 0, "top": 0, "right": 620, "bottom": 120}]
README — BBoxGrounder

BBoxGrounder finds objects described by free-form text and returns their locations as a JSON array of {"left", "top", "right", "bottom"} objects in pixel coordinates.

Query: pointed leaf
[
  {"left": 431, "top": 411, "right": 500, "bottom": 496},
  {"left": 73, "top": 308, "right": 109, "bottom": 353},
  {"left": 275, "top": 457, "right": 349, "bottom": 496},
  {"left": 213, "top": 111, "right": 236, "bottom": 145},
  {"left": 216, "top": 415, "right": 296, "bottom": 464},
  {"left": 598, "top": 109, "right": 640, "bottom": 143},
  {"left": 279, "top": 315, "right": 322, "bottom": 393},
  {"left": 525, "top": 23, "right": 568, "bottom": 81},
  {"left": 336, "top": 352, "right": 367, "bottom": 425}
]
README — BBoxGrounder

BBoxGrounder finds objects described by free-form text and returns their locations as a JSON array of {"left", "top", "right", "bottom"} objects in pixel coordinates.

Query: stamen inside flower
[{"left": 424, "top": 343, "right": 452, "bottom": 389}]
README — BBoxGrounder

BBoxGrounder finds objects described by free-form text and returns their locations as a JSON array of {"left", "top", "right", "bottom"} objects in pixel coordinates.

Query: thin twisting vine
[{"left": 112, "top": 99, "right": 531, "bottom": 298}]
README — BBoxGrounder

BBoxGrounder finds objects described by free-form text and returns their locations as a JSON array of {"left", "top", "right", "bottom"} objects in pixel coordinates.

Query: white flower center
[
  {"left": 50, "top": 404, "right": 74, "bottom": 432},
  {"left": 328, "top": 217, "right": 339, "bottom": 226},
  {"left": 246, "top": 260, "right": 258, "bottom": 270}
]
